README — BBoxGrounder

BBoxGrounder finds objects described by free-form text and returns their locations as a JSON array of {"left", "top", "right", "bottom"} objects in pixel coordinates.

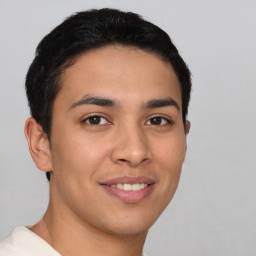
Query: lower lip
[{"left": 102, "top": 184, "right": 155, "bottom": 203}]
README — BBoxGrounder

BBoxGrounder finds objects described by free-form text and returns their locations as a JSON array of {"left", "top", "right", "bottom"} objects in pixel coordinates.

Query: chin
[
  {"left": 104, "top": 222, "right": 151, "bottom": 237},
  {"left": 97, "top": 210, "right": 159, "bottom": 236}
]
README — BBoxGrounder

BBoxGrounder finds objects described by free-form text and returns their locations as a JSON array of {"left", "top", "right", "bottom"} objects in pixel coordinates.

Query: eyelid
[
  {"left": 80, "top": 113, "right": 112, "bottom": 125},
  {"left": 145, "top": 114, "right": 173, "bottom": 125},
  {"left": 80, "top": 113, "right": 173, "bottom": 126}
]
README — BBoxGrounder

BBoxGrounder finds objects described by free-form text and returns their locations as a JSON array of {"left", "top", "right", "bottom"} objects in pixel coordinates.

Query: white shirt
[{"left": 0, "top": 226, "right": 148, "bottom": 256}]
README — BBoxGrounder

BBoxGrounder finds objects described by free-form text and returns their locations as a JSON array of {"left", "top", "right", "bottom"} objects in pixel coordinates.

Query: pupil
[
  {"left": 89, "top": 116, "right": 100, "bottom": 124},
  {"left": 151, "top": 117, "right": 161, "bottom": 125}
]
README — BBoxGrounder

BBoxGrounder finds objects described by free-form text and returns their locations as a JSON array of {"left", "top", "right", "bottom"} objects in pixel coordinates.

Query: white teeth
[
  {"left": 117, "top": 184, "right": 123, "bottom": 189},
  {"left": 114, "top": 183, "right": 148, "bottom": 191},
  {"left": 140, "top": 183, "right": 146, "bottom": 189},
  {"left": 123, "top": 184, "right": 132, "bottom": 191},
  {"left": 132, "top": 184, "right": 140, "bottom": 191}
]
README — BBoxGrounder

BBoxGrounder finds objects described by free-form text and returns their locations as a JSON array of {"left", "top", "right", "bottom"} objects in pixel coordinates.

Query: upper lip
[{"left": 100, "top": 176, "right": 155, "bottom": 186}]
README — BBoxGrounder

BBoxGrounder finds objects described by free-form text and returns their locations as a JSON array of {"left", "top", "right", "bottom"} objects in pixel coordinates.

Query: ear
[
  {"left": 24, "top": 117, "right": 52, "bottom": 172},
  {"left": 184, "top": 120, "right": 191, "bottom": 135}
]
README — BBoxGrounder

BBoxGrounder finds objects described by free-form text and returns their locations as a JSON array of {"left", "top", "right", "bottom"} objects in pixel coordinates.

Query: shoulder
[
  {"left": 0, "top": 227, "right": 28, "bottom": 256},
  {"left": 0, "top": 227, "right": 60, "bottom": 256},
  {"left": 1, "top": 227, "right": 149, "bottom": 256}
]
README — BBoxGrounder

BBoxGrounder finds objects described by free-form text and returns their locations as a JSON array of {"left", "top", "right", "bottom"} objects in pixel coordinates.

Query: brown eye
[
  {"left": 84, "top": 116, "right": 108, "bottom": 125},
  {"left": 150, "top": 117, "right": 162, "bottom": 125},
  {"left": 146, "top": 116, "right": 171, "bottom": 125}
]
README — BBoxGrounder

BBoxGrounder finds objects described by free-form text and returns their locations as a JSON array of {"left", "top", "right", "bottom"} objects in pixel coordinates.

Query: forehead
[{"left": 56, "top": 45, "right": 182, "bottom": 108}]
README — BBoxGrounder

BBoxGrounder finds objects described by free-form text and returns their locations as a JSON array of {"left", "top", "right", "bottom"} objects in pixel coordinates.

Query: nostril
[{"left": 119, "top": 159, "right": 128, "bottom": 163}]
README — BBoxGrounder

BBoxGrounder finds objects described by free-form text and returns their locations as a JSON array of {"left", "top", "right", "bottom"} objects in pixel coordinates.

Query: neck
[{"left": 30, "top": 191, "right": 147, "bottom": 256}]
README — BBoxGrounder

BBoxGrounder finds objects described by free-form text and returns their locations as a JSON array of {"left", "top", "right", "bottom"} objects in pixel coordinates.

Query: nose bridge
[{"left": 110, "top": 121, "right": 151, "bottom": 166}]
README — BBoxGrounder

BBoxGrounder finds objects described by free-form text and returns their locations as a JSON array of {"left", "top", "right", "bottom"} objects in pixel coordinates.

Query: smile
[
  {"left": 100, "top": 176, "right": 155, "bottom": 203},
  {"left": 109, "top": 183, "right": 148, "bottom": 191}
]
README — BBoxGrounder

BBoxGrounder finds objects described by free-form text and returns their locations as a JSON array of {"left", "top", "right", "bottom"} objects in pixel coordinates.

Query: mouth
[
  {"left": 100, "top": 176, "right": 155, "bottom": 203},
  {"left": 106, "top": 183, "right": 149, "bottom": 191}
]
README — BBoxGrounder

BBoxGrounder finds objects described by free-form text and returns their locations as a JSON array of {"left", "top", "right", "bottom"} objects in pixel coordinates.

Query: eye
[
  {"left": 82, "top": 115, "right": 109, "bottom": 125},
  {"left": 146, "top": 116, "right": 172, "bottom": 125}
]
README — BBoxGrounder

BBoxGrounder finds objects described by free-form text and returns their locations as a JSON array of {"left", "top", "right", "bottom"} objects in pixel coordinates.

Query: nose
[{"left": 110, "top": 124, "right": 152, "bottom": 167}]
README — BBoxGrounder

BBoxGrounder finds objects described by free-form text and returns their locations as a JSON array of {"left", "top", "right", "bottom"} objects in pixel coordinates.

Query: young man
[{"left": 0, "top": 8, "right": 191, "bottom": 256}]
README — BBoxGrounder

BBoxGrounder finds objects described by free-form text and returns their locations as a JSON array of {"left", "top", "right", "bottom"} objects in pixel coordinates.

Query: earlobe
[{"left": 24, "top": 117, "right": 52, "bottom": 172}]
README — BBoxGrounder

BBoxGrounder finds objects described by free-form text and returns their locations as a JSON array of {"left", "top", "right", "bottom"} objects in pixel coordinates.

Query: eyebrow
[
  {"left": 69, "top": 95, "right": 180, "bottom": 111},
  {"left": 144, "top": 97, "right": 180, "bottom": 111},
  {"left": 69, "top": 95, "right": 116, "bottom": 110}
]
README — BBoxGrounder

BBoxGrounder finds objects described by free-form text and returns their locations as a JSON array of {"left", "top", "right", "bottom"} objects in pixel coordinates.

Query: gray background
[{"left": 0, "top": 0, "right": 255, "bottom": 255}]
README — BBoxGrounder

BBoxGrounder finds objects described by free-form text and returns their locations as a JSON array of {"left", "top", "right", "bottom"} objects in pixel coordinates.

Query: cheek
[
  {"left": 154, "top": 132, "right": 187, "bottom": 168},
  {"left": 50, "top": 131, "right": 111, "bottom": 181},
  {"left": 49, "top": 133, "right": 111, "bottom": 210},
  {"left": 152, "top": 132, "right": 187, "bottom": 192}
]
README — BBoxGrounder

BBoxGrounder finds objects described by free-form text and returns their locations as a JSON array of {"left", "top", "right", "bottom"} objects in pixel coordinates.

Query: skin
[{"left": 25, "top": 45, "right": 190, "bottom": 256}]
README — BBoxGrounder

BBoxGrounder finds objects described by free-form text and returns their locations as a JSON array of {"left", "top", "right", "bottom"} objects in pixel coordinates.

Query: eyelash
[
  {"left": 81, "top": 114, "right": 173, "bottom": 126},
  {"left": 81, "top": 115, "right": 110, "bottom": 125},
  {"left": 145, "top": 115, "right": 173, "bottom": 126}
]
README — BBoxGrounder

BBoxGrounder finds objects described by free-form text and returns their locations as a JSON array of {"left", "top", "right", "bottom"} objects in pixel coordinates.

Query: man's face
[{"left": 48, "top": 45, "right": 189, "bottom": 236}]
